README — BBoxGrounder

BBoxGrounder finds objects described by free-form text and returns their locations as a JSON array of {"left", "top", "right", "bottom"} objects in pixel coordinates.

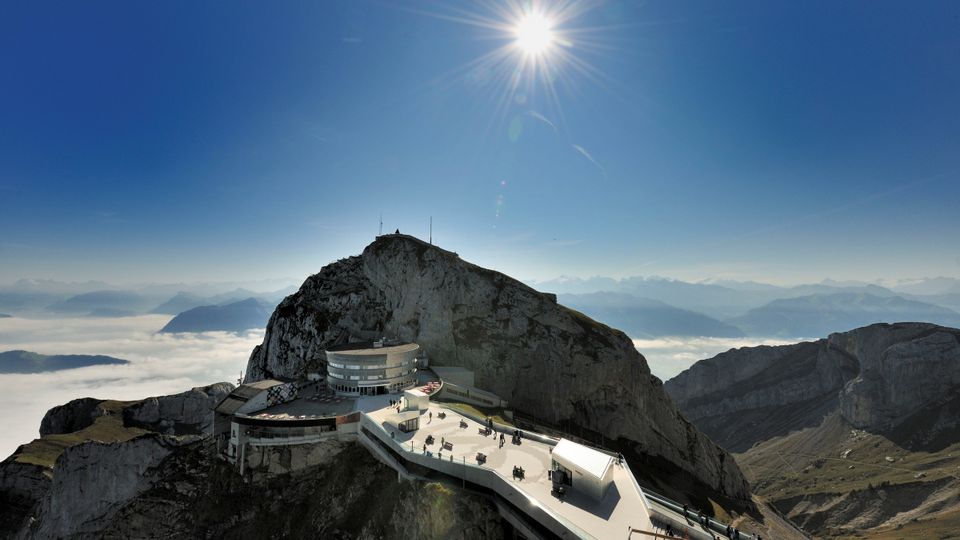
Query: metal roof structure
[{"left": 213, "top": 379, "right": 286, "bottom": 414}]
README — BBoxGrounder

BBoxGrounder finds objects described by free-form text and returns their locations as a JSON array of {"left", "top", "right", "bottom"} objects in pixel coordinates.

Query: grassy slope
[
  {"left": 438, "top": 401, "right": 515, "bottom": 427},
  {"left": 735, "top": 412, "right": 960, "bottom": 537},
  {"left": 11, "top": 400, "right": 147, "bottom": 470}
]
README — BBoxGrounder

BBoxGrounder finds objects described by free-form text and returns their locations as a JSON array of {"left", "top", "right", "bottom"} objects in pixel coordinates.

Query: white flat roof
[
  {"left": 389, "top": 410, "right": 420, "bottom": 422},
  {"left": 553, "top": 438, "right": 614, "bottom": 480},
  {"left": 404, "top": 388, "right": 428, "bottom": 398}
]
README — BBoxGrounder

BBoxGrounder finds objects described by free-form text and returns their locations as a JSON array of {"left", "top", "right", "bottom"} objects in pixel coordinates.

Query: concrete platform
[{"left": 365, "top": 403, "right": 654, "bottom": 539}]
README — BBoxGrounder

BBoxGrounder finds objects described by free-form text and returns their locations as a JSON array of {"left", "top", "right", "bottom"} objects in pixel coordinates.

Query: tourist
[
  {"left": 726, "top": 524, "right": 732, "bottom": 537},
  {"left": 682, "top": 504, "right": 688, "bottom": 519},
  {"left": 733, "top": 529, "right": 740, "bottom": 540}
]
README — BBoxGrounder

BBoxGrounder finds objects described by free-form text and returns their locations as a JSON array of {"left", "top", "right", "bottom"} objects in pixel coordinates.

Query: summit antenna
[
  {"left": 379, "top": 213, "right": 383, "bottom": 236},
  {"left": 429, "top": 216, "right": 432, "bottom": 244}
]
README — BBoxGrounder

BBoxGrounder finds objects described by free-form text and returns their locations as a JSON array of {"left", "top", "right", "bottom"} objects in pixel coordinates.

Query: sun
[{"left": 513, "top": 12, "right": 554, "bottom": 56}]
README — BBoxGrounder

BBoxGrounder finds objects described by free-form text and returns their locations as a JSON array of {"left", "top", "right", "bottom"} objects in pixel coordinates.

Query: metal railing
[{"left": 359, "top": 412, "right": 597, "bottom": 540}]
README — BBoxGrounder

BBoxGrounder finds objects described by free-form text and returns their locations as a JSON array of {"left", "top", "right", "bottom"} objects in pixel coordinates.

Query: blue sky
[{"left": 2, "top": 1, "right": 958, "bottom": 286}]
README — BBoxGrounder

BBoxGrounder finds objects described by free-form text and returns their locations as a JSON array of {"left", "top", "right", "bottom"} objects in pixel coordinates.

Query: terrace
[{"left": 363, "top": 402, "right": 659, "bottom": 540}]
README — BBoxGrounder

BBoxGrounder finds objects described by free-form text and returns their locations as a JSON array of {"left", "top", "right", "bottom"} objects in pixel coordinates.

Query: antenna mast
[
  {"left": 429, "top": 216, "right": 433, "bottom": 244},
  {"left": 379, "top": 213, "right": 383, "bottom": 236}
]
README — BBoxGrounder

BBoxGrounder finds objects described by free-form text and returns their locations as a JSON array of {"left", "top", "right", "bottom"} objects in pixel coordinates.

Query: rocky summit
[{"left": 245, "top": 233, "right": 750, "bottom": 499}]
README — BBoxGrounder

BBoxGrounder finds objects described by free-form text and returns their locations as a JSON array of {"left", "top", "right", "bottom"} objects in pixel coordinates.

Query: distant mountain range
[
  {"left": 149, "top": 288, "right": 278, "bottom": 315},
  {"left": 559, "top": 292, "right": 744, "bottom": 338},
  {"left": 0, "top": 350, "right": 129, "bottom": 373},
  {"left": 0, "top": 280, "right": 296, "bottom": 318},
  {"left": 159, "top": 298, "right": 271, "bottom": 333},
  {"left": 0, "top": 314, "right": 10, "bottom": 319},
  {"left": 727, "top": 292, "right": 960, "bottom": 337},
  {"left": 45, "top": 290, "right": 153, "bottom": 317},
  {"left": 527, "top": 276, "right": 960, "bottom": 339},
  {"left": 5, "top": 275, "right": 960, "bottom": 341}
]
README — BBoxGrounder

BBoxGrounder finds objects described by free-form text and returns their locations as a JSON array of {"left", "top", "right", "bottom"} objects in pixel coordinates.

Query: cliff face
[
  {"left": 24, "top": 435, "right": 189, "bottom": 539},
  {"left": 834, "top": 325, "right": 960, "bottom": 433},
  {"left": 245, "top": 234, "right": 750, "bottom": 499},
  {"left": 122, "top": 382, "right": 234, "bottom": 435},
  {"left": 0, "top": 383, "right": 233, "bottom": 537},
  {"left": 665, "top": 322, "right": 960, "bottom": 453}
]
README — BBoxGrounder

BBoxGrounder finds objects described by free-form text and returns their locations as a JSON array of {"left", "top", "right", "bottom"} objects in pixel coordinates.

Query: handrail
[
  {"left": 643, "top": 491, "right": 754, "bottom": 540},
  {"left": 436, "top": 403, "right": 561, "bottom": 446},
  {"left": 628, "top": 529, "right": 684, "bottom": 539}
]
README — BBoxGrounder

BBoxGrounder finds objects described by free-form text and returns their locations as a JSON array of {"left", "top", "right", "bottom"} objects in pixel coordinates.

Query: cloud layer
[
  {"left": 634, "top": 336, "right": 799, "bottom": 381},
  {"left": 0, "top": 316, "right": 263, "bottom": 459},
  {"left": 0, "top": 315, "right": 801, "bottom": 459}
]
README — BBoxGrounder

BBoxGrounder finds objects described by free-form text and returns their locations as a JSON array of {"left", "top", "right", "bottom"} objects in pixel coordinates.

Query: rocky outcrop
[
  {"left": 387, "top": 482, "right": 505, "bottom": 539},
  {"left": 123, "top": 382, "right": 234, "bottom": 435},
  {"left": 0, "top": 383, "right": 233, "bottom": 538},
  {"left": 245, "top": 234, "right": 750, "bottom": 499},
  {"left": 665, "top": 322, "right": 960, "bottom": 452},
  {"left": 835, "top": 325, "right": 960, "bottom": 432},
  {"left": 39, "top": 397, "right": 103, "bottom": 436}
]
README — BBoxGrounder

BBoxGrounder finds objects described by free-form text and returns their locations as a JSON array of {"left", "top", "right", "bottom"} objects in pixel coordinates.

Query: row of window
[
  {"left": 327, "top": 360, "right": 414, "bottom": 370},
  {"left": 328, "top": 368, "right": 416, "bottom": 382}
]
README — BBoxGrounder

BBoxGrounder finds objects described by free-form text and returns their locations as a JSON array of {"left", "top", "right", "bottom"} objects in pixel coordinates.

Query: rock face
[
  {"left": 94, "top": 441, "right": 507, "bottom": 540},
  {"left": 39, "top": 397, "right": 103, "bottom": 436},
  {"left": 0, "top": 383, "right": 234, "bottom": 537},
  {"left": 665, "top": 322, "right": 960, "bottom": 452},
  {"left": 123, "top": 382, "right": 234, "bottom": 435},
  {"left": 24, "top": 435, "right": 188, "bottom": 539},
  {"left": 245, "top": 234, "right": 750, "bottom": 499}
]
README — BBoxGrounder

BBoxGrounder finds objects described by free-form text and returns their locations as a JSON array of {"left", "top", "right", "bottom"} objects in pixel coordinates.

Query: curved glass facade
[{"left": 326, "top": 342, "right": 419, "bottom": 395}]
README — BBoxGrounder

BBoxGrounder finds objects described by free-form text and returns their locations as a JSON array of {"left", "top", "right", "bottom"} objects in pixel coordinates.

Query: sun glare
[{"left": 514, "top": 12, "right": 554, "bottom": 55}]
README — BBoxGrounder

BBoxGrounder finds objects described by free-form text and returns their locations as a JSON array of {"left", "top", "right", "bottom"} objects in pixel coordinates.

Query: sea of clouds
[
  {"left": 0, "top": 315, "right": 263, "bottom": 459},
  {"left": 634, "top": 336, "right": 801, "bottom": 381},
  {"left": 0, "top": 314, "right": 805, "bottom": 459}
]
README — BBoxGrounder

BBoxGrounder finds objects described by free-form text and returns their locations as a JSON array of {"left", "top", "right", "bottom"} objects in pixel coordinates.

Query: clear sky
[{"left": 2, "top": 1, "right": 958, "bottom": 286}]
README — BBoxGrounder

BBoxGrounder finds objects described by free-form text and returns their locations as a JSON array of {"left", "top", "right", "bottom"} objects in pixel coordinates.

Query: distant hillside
[
  {"left": 150, "top": 288, "right": 288, "bottom": 315},
  {"left": 0, "top": 350, "right": 129, "bottom": 373},
  {"left": 665, "top": 323, "right": 960, "bottom": 537},
  {"left": 0, "top": 314, "right": 11, "bottom": 318},
  {"left": 45, "top": 290, "right": 151, "bottom": 317},
  {"left": 559, "top": 292, "right": 745, "bottom": 338},
  {"left": 149, "top": 292, "right": 208, "bottom": 315},
  {"left": 159, "top": 298, "right": 270, "bottom": 333},
  {"left": 727, "top": 292, "right": 960, "bottom": 337}
]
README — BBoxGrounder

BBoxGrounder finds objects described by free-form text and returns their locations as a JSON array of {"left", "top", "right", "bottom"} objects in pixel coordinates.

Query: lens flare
[{"left": 514, "top": 12, "right": 554, "bottom": 55}]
